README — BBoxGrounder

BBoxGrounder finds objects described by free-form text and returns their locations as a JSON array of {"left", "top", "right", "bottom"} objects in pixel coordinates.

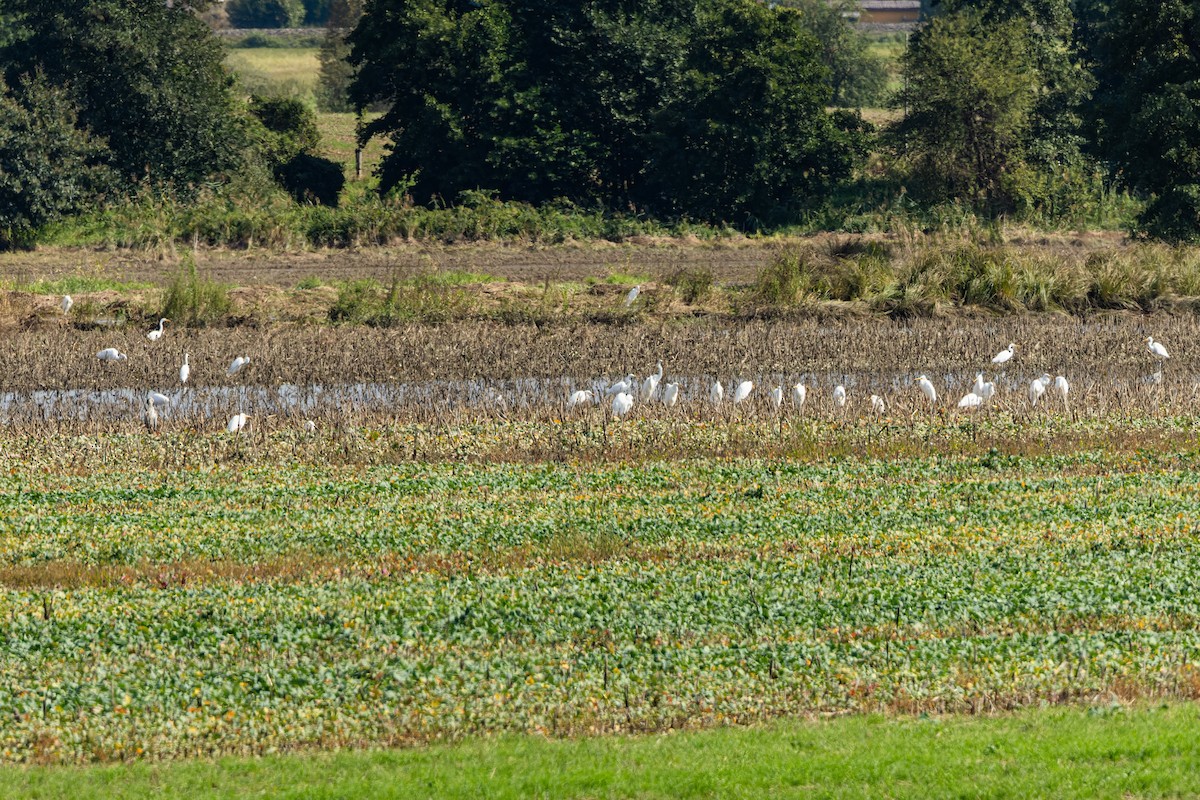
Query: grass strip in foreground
[{"left": 3, "top": 704, "right": 1198, "bottom": 799}]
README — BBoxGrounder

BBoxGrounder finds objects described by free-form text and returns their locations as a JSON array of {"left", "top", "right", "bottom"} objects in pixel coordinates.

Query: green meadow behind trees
[{"left": 0, "top": 0, "right": 1196, "bottom": 251}]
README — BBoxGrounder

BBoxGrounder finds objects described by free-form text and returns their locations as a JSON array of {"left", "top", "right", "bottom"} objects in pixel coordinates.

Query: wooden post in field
[{"left": 355, "top": 148, "right": 363, "bottom": 180}]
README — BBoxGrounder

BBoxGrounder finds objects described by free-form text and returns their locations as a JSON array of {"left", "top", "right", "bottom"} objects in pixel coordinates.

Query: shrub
[
  {"left": 276, "top": 153, "right": 345, "bottom": 207},
  {"left": 666, "top": 268, "right": 715, "bottom": 305},
  {"left": 227, "top": 0, "right": 305, "bottom": 28},
  {"left": 161, "top": 258, "right": 233, "bottom": 326}
]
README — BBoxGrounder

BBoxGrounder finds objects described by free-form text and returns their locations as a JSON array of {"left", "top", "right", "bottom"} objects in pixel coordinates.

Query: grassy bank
[{"left": 4, "top": 704, "right": 1198, "bottom": 798}]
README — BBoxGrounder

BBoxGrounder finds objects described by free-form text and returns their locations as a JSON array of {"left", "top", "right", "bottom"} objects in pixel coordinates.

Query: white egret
[
  {"left": 227, "top": 413, "right": 250, "bottom": 433},
  {"left": 710, "top": 380, "right": 724, "bottom": 406},
  {"left": 917, "top": 375, "right": 937, "bottom": 406},
  {"left": 97, "top": 348, "right": 127, "bottom": 362},
  {"left": 61, "top": 295, "right": 73, "bottom": 315},
  {"left": 146, "top": 318, "right": 169, "bottom": 341},
  {"left": 1029, "top": 374, "right": 1051, "bottom": 406},
  {"left": 179, "top": 353, "right": 190, "bottom": 385},
  {"left": 143, "top": 396, "right": 159, "bottom": 432},
  {"left": 1147, "top": 336, "right": 1170, "bottom": 361},
  {"left": 833, "top": 384, "right": 847, "bottom": 408},
  {"left": 662, "top": 383, "right": 680, "bottom": 408},
  {"left": 992, "top": 343, "right": 1015, "bottom": 365},
  {"left": 871, "top": 395, "right": 886, "bottom": 415},
  {"left": 303, "top": 420, "right": 317, "bottom": 433},
  {"left": 770, "top": 386, "right": 783, "bottom": 410},
  {"left": 641, "top": 361, "right": 663, "bottom": 400},
  {"left": 792, "top": 383, "right": 807, "bottom": 409},
  {"left": 973, "top": 372, "right": 986, "bottom": 395},
  {"left": 148, "top": 391, "right": 170, "bottom": 407},
  {"left": 624, "top": 285, "right": 641, "bottom": 308},
  {"left": 958, "top": 392, "right": 983, "bottom": 409},
  {"left": 612, "top": 392, "right": 634, "bottom": 417},
  {"left": 227, "top": 356, "right": 250, "bottom": 376},
  {"left": 606, "top": 374, "right": 636, "bottom": 395},
  {"left": 978, "top": 381, "right": 996, "bottom": 403},
  {"left": 1054, "top": 375, "right": 1070, "bottom": 405},
  {"left": 568, "top": 389, "right": 594, "bottom": 408},
  {"left": 733, "top": 380, "right": 754, "bottom": 405}
]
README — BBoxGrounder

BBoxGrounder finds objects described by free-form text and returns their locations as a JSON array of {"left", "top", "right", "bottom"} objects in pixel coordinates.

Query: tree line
[{"left": 0, "top": 0, "right": 1197, "bottom": 248}]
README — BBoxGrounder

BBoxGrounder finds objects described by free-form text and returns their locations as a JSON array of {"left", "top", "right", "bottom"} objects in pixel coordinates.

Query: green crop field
[{"left": 3, "top": 433, "right": 1200, "bottom": 770}]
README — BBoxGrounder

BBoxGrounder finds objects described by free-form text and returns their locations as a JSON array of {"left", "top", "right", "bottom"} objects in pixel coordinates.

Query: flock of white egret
[
  {"left": 575, "top": 337, "right": 1174, "bottom": 419},
  {"left": 65, "top": 288, "right": 1177, "bottom": 430}
]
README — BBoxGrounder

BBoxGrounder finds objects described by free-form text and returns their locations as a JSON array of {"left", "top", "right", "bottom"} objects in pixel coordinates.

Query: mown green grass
[
  {"left": 224, "top": 47, "right": 320, "bottom": 102},
  {"left": 3, "top": 446, "right": 1200, "bottom": 763},
  {"left": 4, "top": 704, "right": 1198, "bottom": 799}
]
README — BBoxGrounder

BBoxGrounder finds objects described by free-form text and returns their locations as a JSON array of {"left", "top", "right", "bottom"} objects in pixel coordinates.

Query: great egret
[
  {"left": 917, "top": 375, "right": 937, "bottom": 405},
  {"left": 1029, "top": 374, "right": 1051, "bottom": 406},
  {"left": 612, "top": 392, "right": 634, "bottom": 417},
  {"left": 568, "top": 389, "right": 594, "bottom": 408},
  {"left": 871, "top": 395, "right": 886, "bottom": 415},
  {"left": 792, "top": 383, "right": 807, "bottom": 408},
  {"left": 958, "top": 392, "right": 983, "bottom": 409},
  {"left": 992, "top": 343, "right": 1015, "bottom": 365},
  {"left": 61, "top": 295, "right": 73, "bottom": 315},
  {"left": 624, "top": 285, "right": 640, "bottom": 307},
  {"left": 770, "top": 386, "right": 783, "bottom": 410},
  {"left": 1147, "top": 336, "right": 1170, "bottom": 361},
  {"left": 973, "top": 372, "right": 986, "bottom": 395},
  {"left": 148, "top": 391, "right": 170, "bottom": 407},
  {"left": 833, "top": 384, "right": 847, "bottom": 408},
  {"left": 227, "top": 413, "right": 250, "bottom": 433},
  {"left": 978, "top": 381, "right": 995, "bottom": 403},
  {"left": 179, "top": 353, "right": 190, "bottom": 385},
  {"left": 710, "top": 380, "right": 724, "bottom": 406},
  {"left": 642, "top": 361, "right": 663, "bottom": 400},
  {"left": 606, "top": 374, "right": 636, "bottom": 395},
  {"left": 1054, "top": 375, "right": 1069, "bottom": 405},
  {"left": 97, "top": 348, "right": 127, "bottom": 362},
  {"left": 303, "top": 420, "right": 317, "bottom": 433},
  {"left": 227, "top": 356, "right": 250, "bottom": 376},
  {"left": 146, "top": 318, "right": 169, "bottom": 342},
  {"left": 143, "top": 396, "right": 159, "bottom": 432},
  {"left": 662, "top": 383, "right": 680, "bottom": 408},
  {"left": 733, "top": 380, "right": 754, "bottom": 405}
]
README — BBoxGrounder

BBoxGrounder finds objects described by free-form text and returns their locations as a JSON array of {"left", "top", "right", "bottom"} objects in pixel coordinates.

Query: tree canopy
[
  {"left": 0, "top": 0, "right": 244, "bottom": 191},
  {"left": 349, "top": 0, "right": 870, "bottom": 224}
]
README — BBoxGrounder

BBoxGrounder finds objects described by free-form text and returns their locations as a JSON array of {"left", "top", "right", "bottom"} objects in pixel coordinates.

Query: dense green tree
[
  {"left": 0, "top": 0, "right": 244, "bottom": 191},
  {"left": 0, "top": 75, "right": 112, "bottom": 249},
  {"left": 349, "top": 0, "right": 867, "bottom": 222},
  {"left": 1082, "top": 0, "right": 1200, "bottom": 241},
  {"left": 932, "top": 0, "right": 1092, "bottom": 168},
  {"left": 316, "top": 0, "right": 364, "bottom": 112},
  {"left": 227, "top": 0, "right": 305, "bottom": 27},
  {"left": 783, "top": 0, "right": 888, "bottom": 107},
  {"left": 303, "top": 0, "right": 334, "bottom": 25},
  {"left": 248, "top": 95, "right": 344, "bottom": 205},
  {"left": 887, "top": 12, "right": 1039, "bottom": 210}
]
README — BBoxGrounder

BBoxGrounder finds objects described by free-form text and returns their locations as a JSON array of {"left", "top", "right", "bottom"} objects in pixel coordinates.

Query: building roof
[{"left": 859, "top": 0, "right": 922, "bottom": 9}]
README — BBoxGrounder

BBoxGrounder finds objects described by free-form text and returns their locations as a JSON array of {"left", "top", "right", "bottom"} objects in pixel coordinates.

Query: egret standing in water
[
  {"left": 1054, "top": 375, "right": 1070, "bottom": 409},
  {"left": 97, "top": 348, "right": 127, "bottom": 362},
  {"left": 733, "top": 380, "right": 754, "bottom": 405},
  {"left": 146, "top": 318, "right": 169, "bottom": 341},
  {"left": 568, "top": 389, "right": 594, "bottom": 408},
  {"left": 179, "top": 353, "right": 190, "bottom": 385},
  {"left": 917, "top": 375, "right": 937, "bottom": 408},
  {"left": 606, "top": 374, "right": 636, "bottom": 395},
  {"left": 642, "top": 361, "right": 663, "bottom": 400},
  {"left": 227, "top": 413, "right": 250, "bottom": 433},
  {"left": 227, "top": 356, "right": 251, "bottom": 376},
  {"left": 612, "top": 392, "right": 634, "bottom": 417},
  {"left": 833, "top": 384, "right": 847, "bottom": 409},
  {"left": 143, "top": 396, "right": 159, "bottom": 432},
  {"left": 1029, "top": 374, "right": 1051, "bottom": 407},
  {"left": 1147, "top": 336, "right": 1170, "bottom": 363},
  {"left": 992, "top": 343, "right": 1015, "bottom": 365},
  {"left": 870, "top": 395, "right": 886, "bottom": 415},
  {"left": 662, "top": 383, "right": 680, "bottom": 408},
  {"left": 710, "top": 380, "right": 724, "bottom": 406},
  {"left": 770, "top": 386, "right": 783, "bottom": 410},
  {"left": 792, "top": 383, "right": 807, "bottom": 410}
]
